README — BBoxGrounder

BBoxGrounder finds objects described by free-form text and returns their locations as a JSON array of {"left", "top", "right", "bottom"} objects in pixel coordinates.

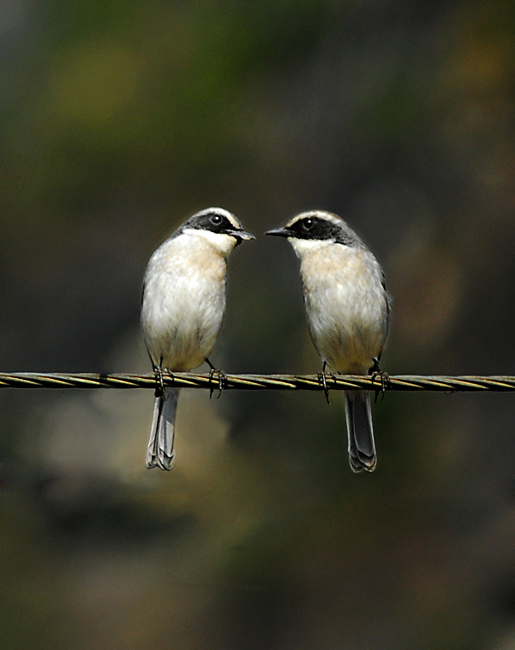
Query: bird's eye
[
  {"left": 303, "top": 218, "right": 314, "bottom": 230},
  {"left": 210, "top": 214, "right": 222, "bottom": 225}
]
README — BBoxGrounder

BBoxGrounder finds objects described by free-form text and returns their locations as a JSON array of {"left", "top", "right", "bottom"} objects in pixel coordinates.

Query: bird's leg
[
  {"left": 318, "top": 360, "right": 335, "bottom": 405},
  {"left": 370, "top": 357, "right": 389, "bottom": 402},
  {"left": 206, "top": 358, "right": 225, "bottom": 399},
  {"left": 153, "top": 356, "right": 167, "bottom": 398}
]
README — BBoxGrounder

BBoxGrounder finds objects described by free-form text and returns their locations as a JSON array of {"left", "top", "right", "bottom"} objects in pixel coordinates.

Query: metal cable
[{"left": 0, "top": 372, "right": 514, "bottom": 392}]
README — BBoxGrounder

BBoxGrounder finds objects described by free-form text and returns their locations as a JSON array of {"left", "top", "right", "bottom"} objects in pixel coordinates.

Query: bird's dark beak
[
  {"left": 265, "top": 227, "right": 290, "bottom": 238},
  {"left": 230, "top": 229, "right": 255, "bottom": 243}
]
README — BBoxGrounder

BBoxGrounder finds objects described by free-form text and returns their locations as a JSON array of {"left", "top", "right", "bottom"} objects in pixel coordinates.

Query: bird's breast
[
  {"left": 141, "top": 237, "right": 228, "bottom": 370},
  {"left": 300, "top": 245, "right": 388, "bottom": 373}
]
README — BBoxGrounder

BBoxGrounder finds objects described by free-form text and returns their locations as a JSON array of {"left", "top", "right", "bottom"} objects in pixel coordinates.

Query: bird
[
  {"left": 266, "top": 210, "right": 391, "bottom": 472},
  {"left": 141, "top": 207, "right": 255, "bottom": 470}
]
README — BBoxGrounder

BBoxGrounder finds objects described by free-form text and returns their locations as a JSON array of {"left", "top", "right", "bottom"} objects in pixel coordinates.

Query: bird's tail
[
  {"left": 344, "top": 389, "right": 377, "bottom": 472},
  {"left": 146, "top": 387, "right": 180, "bottom": 470}
]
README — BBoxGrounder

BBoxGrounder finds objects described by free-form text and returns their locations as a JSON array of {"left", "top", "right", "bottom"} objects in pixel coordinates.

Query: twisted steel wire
[{"left": 0, "top": 372, "right": 514, "bottom": 392}]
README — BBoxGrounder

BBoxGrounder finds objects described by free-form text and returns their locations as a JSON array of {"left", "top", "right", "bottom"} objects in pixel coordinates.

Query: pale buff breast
[
  {"left": 141, "top": 233, "right": 229, "bottom": 370},
  {"left": 300, "top": 244, "right": 388, "bottom": 373}
]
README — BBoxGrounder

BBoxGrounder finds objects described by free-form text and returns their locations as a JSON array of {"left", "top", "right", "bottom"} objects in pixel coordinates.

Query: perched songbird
[
  {"left": 141, "top": 207, "right": 254, "bottom": 470},
  {"left": 266, "top": 210, "right": 391, "bottom": 472}
]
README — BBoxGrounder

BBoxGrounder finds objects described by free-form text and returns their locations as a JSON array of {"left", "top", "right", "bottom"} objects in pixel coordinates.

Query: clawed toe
[
  {"left": 206, "top": 359, "right": 225, "bottom": 399},
  {"left": 154, "top": 365, "right": 174, "bottom": 397},
  {"left": 370, "top": 357, "right": 389, "bottom": 402},
  {"left": 318, "top": 361, "right": 336, "bottom": 405},
  {"left": 154, "top": 366, "right": 165, "bottom": 397}
]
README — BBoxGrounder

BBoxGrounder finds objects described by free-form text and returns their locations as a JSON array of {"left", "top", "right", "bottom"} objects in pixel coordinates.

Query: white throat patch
[
  {"left": 182, "top": 227, "right": 238, "bottom": 257},
  {"left": 288, "top": 237, "right": 334, "bottom": 259}
]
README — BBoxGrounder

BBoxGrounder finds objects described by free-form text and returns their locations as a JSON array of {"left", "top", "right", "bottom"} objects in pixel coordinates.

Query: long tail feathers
[
  {"left": 146, "top": 387, "right": 180, "bottom": 470},
  {"left": 344, "top": 389, "right": 377, "bottom": 473}
]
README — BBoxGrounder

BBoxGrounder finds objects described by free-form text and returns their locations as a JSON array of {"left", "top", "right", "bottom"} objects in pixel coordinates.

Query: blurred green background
[{"left": 1, "top": 0, "right": 515, "bottom": 648}]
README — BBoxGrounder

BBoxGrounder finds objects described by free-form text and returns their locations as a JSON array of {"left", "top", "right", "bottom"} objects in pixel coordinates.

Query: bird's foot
[
  {"left": 206, "top": 359, "right": 225, "bottom": 399},
  {"left": 153, "top": 366, "right": 173, "bottom": 398},
  {"left": 370, "top": 357, "right": 389, "bottom": 402},
  {"left": 318, "top": 361, "right": 336, "bottom": 405},
  {"left": 153, "top": 366, "right": 165, "bottom": 397}
]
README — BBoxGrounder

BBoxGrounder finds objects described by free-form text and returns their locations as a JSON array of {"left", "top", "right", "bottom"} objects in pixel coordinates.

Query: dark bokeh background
[{"left": 1, "top": 1, "right": 515, "bottom": 648}]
